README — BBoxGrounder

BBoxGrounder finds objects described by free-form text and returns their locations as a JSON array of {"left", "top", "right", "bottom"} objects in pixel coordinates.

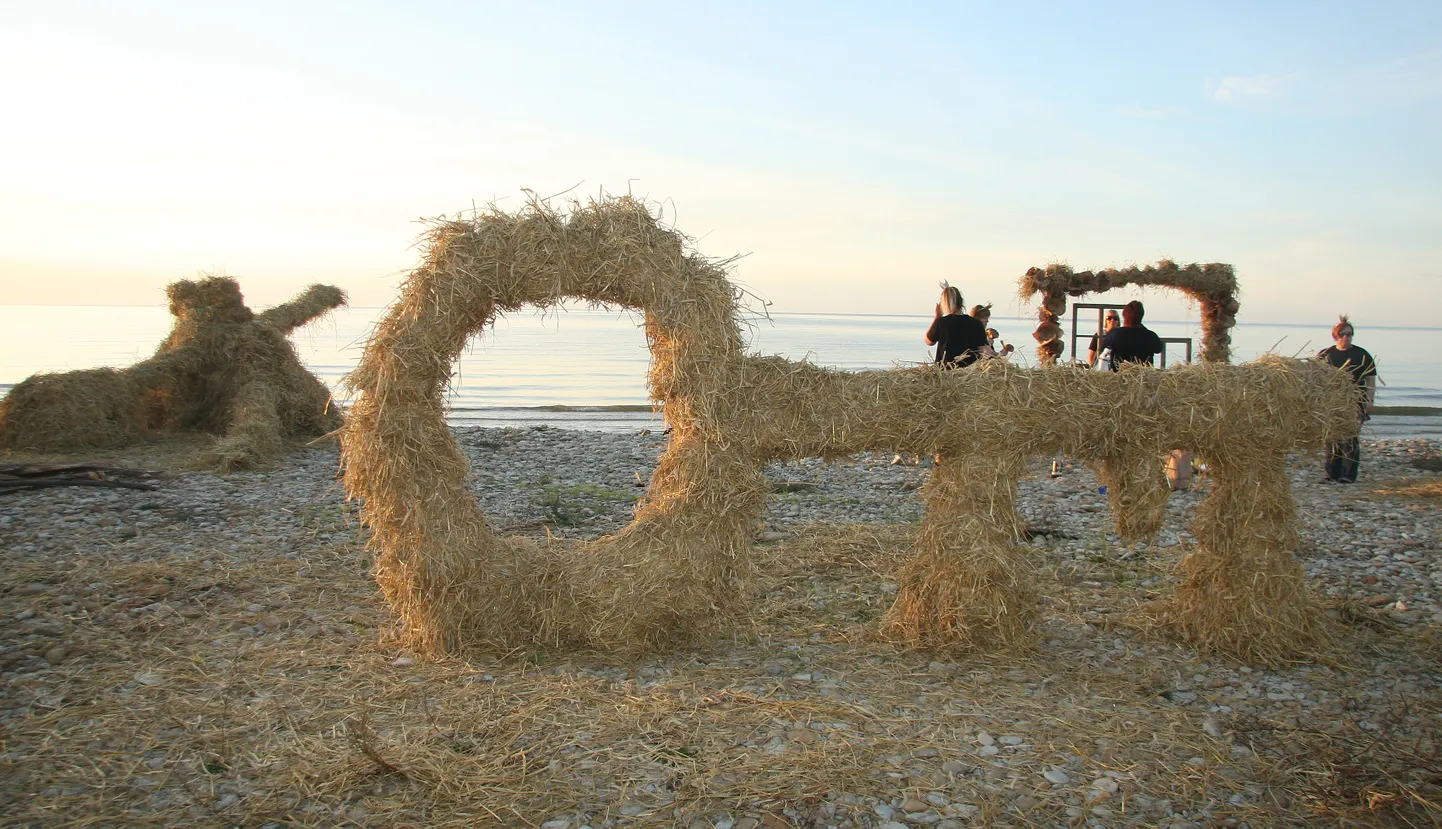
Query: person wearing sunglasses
[
  {"left": 1317, "top": 315, "right": 1377, "bottom": 483},
  {"left": 1086, "top": 310, "right": 1121, "bottom": 367}
]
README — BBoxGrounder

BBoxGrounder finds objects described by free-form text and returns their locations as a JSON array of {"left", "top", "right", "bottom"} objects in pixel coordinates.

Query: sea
[{"left": 2, "top": 305, "right": 1440, "bottom": 438}]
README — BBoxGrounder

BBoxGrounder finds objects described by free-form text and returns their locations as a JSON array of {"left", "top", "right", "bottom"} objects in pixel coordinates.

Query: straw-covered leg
[
  {"left": 1151, "top": 452, "right": 1329, "bottom": 664},
  {"left": 1094, "top": 451, "right": 1171, "bottom": 544},
  {"left": 581, "top": 432, "right": 766, "bottom": 651},
  {"left": 205, "top": 381, "right": 284, "bottom": 470},
  {"left": 886, "top": 454, "right": 1037, "bottom": 653}
]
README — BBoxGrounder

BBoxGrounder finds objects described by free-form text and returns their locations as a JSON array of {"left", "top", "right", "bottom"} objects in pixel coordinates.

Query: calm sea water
[{"left": 2, "top": 305, "right": 1439, "bottom": 435}]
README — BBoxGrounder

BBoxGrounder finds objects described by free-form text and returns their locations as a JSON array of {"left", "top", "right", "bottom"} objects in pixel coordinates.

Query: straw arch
[{"left": 1019, "top": 261, "right": 1240, "bottom": 365}]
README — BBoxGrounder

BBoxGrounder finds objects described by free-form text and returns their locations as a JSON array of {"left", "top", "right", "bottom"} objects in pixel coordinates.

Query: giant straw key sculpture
[{"left": 341, "top": 197, "right": 1361, "bottom": 664}]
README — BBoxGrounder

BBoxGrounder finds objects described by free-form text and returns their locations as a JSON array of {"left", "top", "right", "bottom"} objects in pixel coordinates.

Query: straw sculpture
[
  {"left": 0, "top": 275, "right": 345, "bottom": 469},
  {"left": 342, "top": 196, "right": 1359, "bottom": 661},
  {"left": 1020, "top": 260, "right": 1240, "bottom": 365}
]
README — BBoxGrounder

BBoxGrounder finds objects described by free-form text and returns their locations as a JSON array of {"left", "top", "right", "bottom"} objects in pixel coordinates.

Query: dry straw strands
[
  {"left": 343, "top": 196, "right": 1359, "bottom": 663},
  {"left": 0, "top": 275, "right": 345, "bottom": 470},
  {"left": 1019, "top": 260, "right": 1241, "bottom": 364}
]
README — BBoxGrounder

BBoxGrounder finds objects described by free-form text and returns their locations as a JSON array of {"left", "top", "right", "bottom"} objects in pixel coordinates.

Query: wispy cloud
[
  {"left": 1117, "top": 105, "right": 1189, "bottom": 120},
  {"left": 1208, "top": 73, "right": 1293, "bottom": 104}
]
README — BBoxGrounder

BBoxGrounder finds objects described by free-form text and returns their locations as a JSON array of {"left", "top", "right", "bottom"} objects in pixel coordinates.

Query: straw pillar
[
  {"left": 582, "top": 432, "right": 766, "bottom": 649},
  {"left": 1095, "top": 452, "right": 1170, "bottom": 544},
  {"left": 886, "top": 453, "right": 1037, "bottom": 652},
  {"left": 1159, "top": 452, "right": 1326, "bottom": 663},
  {"left": 1032, "top": 293, "right": 1066, "bottom": 366}
]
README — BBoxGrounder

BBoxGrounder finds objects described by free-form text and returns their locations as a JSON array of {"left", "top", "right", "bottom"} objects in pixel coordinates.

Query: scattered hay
[
  {"left": 1020, "top": 260, "right": 1240, "bottom": 364},
  {"left": 343, "top": 196, "right": 1359, "bottom": 662},
  {"left": 1371, "top": 480, "right": 1442, "bottom": 499},
  {"left": 0, "top": 276, "right": 345, "bottom": 469}
]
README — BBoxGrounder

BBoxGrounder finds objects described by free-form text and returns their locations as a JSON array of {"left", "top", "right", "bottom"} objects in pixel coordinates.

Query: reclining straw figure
[{"left": 0, "top": 275, "right": 346, "bottom": 470}]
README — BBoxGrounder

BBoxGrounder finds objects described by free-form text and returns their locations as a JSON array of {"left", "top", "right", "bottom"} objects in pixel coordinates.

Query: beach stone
[
  {"left": 1044, "top": 768, "right": 1071, "bottom": 785},
  {"left": 900, "top": 797, "right": 928, "bottom": 812}
]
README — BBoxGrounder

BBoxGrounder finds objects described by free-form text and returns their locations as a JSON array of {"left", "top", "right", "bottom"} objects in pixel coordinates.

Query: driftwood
[{"left": 0, "top": 463, "right": 161, "bottom": 492}]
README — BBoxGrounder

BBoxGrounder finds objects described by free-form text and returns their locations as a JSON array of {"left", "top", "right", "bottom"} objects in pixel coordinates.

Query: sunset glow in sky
[{"left": 2, "top": 1, "right": 1439, "bottom": 325}]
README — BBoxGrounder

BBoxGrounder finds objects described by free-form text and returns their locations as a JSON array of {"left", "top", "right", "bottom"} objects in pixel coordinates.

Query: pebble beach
[{"left": 2, "top": 428, "right": 1439, "bottom": 827}]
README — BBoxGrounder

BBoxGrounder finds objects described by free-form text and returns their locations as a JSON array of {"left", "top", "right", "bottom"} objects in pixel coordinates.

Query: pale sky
[{"left": 2, "top": 1, "right": 1440, "bottom": 325}]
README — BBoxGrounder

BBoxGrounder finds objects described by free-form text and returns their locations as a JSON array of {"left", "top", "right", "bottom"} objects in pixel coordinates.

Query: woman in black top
[
  {"left": 1318, "top": 315, "right": 1377, "bottom": 483},
  {"left": 925, "top": 285, "right": 990, "bottom": 367}
]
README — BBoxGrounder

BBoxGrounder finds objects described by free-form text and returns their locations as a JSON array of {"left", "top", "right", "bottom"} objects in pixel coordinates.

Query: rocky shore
[{"left": 1, "top": 428, "right": 1439, "bottom": 827}]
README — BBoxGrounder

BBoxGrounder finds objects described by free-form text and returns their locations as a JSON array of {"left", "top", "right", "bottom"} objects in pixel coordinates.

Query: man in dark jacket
[{"left": 1100, "top": 300, "right": 1163, "bottom": 369}]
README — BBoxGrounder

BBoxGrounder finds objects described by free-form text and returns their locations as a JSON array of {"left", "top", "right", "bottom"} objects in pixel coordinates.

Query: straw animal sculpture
[
  {"left": 1019, "top": 261, "right": 1240, "bottom": 365},
  {"left": 0, "top": 275, "right": 345, "bottom": 470},
  {"left": 342, "top": 196, "right": 1359, "bottom": 663}
]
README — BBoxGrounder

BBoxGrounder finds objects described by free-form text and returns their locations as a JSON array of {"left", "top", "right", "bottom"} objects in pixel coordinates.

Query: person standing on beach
[
  {"left": 1318, "top": 315, "right": 1377, "bottom": 483},
  {"left": 926, "top": 285, "right": 991, "bottom": 368},
  {"left": 1100, "top": 300, "right": 1163, "bottom": 369}
]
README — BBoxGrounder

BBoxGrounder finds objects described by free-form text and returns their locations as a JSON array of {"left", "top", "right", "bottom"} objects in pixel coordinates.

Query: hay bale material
[
  {"left": 343, "top": 196, "right": 1359, "bottom": 662},
  {"left": 0, "top": 275, "right": 345, "bottom": 469}
]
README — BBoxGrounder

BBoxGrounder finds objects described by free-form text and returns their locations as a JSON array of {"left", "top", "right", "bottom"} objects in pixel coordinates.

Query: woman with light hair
[{"left": 925, "top": 284, "right": 990, "bottom": 368}]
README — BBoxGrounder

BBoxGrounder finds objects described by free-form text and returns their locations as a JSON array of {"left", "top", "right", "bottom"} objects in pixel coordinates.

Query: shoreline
[{"left": 1, "top": 429, "right": 1439, "bottom": 825}]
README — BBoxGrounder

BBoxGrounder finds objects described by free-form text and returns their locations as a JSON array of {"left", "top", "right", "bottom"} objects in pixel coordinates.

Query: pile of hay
[
  {"left": 1020, "top": 260, "right": 1240, "bottom": 364},
  {"left": 343, "top": 196, "right": 1358, "bottom": 663},
  {"left": 0, "top": 275, "right": 345, "bottom": 470}
]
